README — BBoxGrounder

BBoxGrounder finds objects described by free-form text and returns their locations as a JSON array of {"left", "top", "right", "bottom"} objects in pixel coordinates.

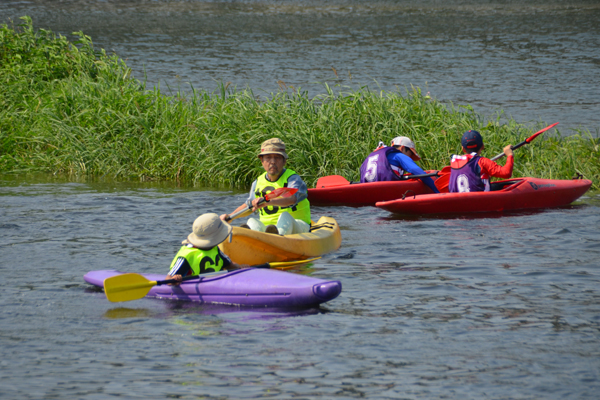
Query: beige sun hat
[
  {"left": 258, "top": 137, "right": 288, "bottom": 160},
  {"left": 391, "top": 136, "right": 421, "bottom": 161},
  {"left": 184, "top": 213, "right": 232, "bottom": 249}
]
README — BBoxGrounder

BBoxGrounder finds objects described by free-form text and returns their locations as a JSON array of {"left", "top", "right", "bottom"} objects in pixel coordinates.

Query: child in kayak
[
  {"left": 359, "top": 136, "right": 440, "bottom": 193},
  {"left": 449, "top": 130, "right": 514, "bottom": 193},
  {"left": 166, "top": 213, "right": 248, "bottom": 284}
]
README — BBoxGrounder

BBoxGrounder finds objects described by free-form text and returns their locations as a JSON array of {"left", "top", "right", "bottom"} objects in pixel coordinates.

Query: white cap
[{"left": 391, "top": 136, "right": 421, "bottom": 161}]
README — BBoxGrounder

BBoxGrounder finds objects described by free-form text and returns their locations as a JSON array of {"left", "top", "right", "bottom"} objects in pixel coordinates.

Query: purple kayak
[{"left": 84, "top": 268, "right": 342, "bottom": 308}]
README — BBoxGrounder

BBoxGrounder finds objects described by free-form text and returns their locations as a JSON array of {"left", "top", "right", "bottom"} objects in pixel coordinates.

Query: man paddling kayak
[
  {"left": 167, "top": 213, "right": 248, "bottom": 284},
  {"left": 220, "top": 138, "right": 311, "bottom": 235},
  {"left": 449, "top": 130, "right": 514, "bottom": 192},
  {"left": 359, "top": 136, "right": 440, "bottom": 193}
]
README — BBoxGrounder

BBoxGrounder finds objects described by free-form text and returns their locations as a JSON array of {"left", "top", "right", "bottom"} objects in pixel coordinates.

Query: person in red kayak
[
  {"left": 166, "top": 213, "right": 248, "bottom": 284},
  {"left": 449, "top": 130, "right": 514, "bottom": 193},
  {"left": 359, "top": 136, "right": 440, "bottom": 193}
]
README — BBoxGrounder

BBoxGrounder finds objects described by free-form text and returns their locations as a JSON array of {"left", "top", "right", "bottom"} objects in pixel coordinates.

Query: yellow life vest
[
  {"left": 254, "top": 169, "right": 311, "bottom": 225},
  {"left": 168, "top": 245, "right": 226, "bottom": 275}
]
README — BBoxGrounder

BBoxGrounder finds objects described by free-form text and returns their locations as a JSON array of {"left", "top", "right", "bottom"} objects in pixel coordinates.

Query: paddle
[
  {"left": 400, "top": 171, "right": 440, "bottom": 180},
  {"left": 225, "top": 187, "right": 298, "bottom": 222},
  {"left": 103, "top": 257, "right": 322, "bottom": 303},
  {"left": 490, "top": 122, "right": 559, "bottom": 161},
  {"left": 434, "top": 123, "right": 559, "bottom": 193}
]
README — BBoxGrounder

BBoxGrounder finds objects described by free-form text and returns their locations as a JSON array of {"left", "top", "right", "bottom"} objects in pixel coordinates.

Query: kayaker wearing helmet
[
  {"left": 166, "top": 213, "right": 248, "bottom": 284},
  {"left": 449, "top": 130, "right": 514, "bottom": 193},
  {"left": 359, "top": 136, "right": 440, "bottom": 193},
  {"left": 220, "top": 138, "right": 311, "bottom": 235}
]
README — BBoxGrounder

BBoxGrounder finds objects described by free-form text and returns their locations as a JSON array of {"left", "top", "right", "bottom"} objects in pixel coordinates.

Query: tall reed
[{"left": 2, "top": 17, "right": 598, "bottom": 190}]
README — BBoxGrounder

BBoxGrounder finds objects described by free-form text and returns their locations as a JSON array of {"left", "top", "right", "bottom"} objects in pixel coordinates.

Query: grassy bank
[{"left": 2, "top": 17, "right": 598, "bottom": 190}]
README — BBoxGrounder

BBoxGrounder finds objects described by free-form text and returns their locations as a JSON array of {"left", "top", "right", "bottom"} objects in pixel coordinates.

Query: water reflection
[{"left": 102, "top": 302, "right": 326, "bottom": 321}]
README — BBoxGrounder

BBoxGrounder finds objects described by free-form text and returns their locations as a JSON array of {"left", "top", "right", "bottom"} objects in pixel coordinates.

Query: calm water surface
[
  {"left": 1, "top": 176, "right": 599, "bottom": 398},
  {"left": 1, "top": 0, "right": 599, "bottom": 132},
  {"left": 1, "top": 0, "right": 600, "bottom": 398}
]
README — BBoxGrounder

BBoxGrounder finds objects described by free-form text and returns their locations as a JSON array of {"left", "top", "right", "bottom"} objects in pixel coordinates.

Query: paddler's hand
[
  {"left": 251, "top": 197, "right": 267, "bottom": 212},
  {"left": 219, "top": 213, "right": 230, "bottom": 221},
  {"left": 503, "top": 144, "right": 514, "bottom": 157},
  {"left": 227, "top": 262, "right": 249, "bottom": 270},
  {"left": 166, "top": 274, "right": 182, "bottom": 286}
]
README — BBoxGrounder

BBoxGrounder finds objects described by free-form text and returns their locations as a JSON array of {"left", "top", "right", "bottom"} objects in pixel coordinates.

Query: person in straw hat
[
  {"left": 360, "top": 136, "right": 439, "bottom": 193},
  {"left": 220, "top": 137, "right": 311, "bottom": 235},
  {"left": 166, "top": 213, "right": 248, "bottom": 284}
]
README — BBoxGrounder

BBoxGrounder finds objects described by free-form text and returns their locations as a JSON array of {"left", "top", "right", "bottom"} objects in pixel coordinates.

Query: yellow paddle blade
[
  {"left": 269, "top": 257, "right": 321, "bottom": 270},
  {"left": 104, "top": 273, "right": 157, "bottom": 303}
]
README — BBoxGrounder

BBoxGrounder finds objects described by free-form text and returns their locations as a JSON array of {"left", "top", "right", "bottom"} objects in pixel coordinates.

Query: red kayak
[
  {"left": 308, "top": 172, "right": 439, "bottom": 207},
  {"left": 376, "top": 177, "right": 592, "bottom": 215}
]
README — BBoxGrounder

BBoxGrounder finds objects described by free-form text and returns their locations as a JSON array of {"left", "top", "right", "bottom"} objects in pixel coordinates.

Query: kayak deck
[
  {"left": 84, "top": 268, "right": 342, "bottom": 308},
  {"left": 308, "top": 173, "right": 439, "bottom": 207},
  {"left": 376, "top": 177, "right": 592, "bottom": 215},
  {"left": 219, "top": 216, "right": 342, "bottom": 265}
]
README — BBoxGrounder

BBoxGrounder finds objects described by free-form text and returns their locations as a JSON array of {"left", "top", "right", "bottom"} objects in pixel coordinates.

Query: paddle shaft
[
  {"left": 400, "top": 172, "right": 439, "bottom": 179},
  {"left": 225, "top": 187, "right": 298, "bottom": 222},
  {"left": 155, "top": 274, "right": 202, "bottom": 286},
  {"left": 155, "top": 257, "right": 321, "bottom": 286},
  {"left": 158, "top": 264, "right": 285, "bottom": 285},
  {"left": 225, "top": 200, "right": 263, "bottom": 222},
  {"left": 490, "top": 122, "right": 558, "bottom": 161}
]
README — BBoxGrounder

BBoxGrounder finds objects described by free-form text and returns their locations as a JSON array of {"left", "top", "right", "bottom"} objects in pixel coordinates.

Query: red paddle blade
[
  {"left": 315, "top": 175, "right": 350, "bottom": 188},
  {"left": 264, "top": 187, "right": 298, "bottom": 201},
  {"left": 526, "top": 122, "right": 559, "bottom": 143}
]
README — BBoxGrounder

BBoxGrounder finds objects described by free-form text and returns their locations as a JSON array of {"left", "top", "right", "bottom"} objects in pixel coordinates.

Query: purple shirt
[
  {"left": 449, "top": 154, "right": 489, "bottom": 192},
  {"left": 360, "top": 147, "right": 439, "bottom": 193},
  {"left": 360, "top": 147, "right": 400, "bottom": 183}
]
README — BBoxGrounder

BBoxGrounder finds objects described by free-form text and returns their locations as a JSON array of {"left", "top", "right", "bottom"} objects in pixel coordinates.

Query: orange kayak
[{"left": 219, "top": 216, "right": 342, "bottom": 265}]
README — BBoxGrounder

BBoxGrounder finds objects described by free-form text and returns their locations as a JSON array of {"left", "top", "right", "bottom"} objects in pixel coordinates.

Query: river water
[
  {"left": 1, "top": 175, "right": 599, "bottom": 399},
  {"left": 2, "top": 1, "right": 600, "bottom": 399},
  {"left": 1, "top": 0, "right": 599, "bottom": 133}
]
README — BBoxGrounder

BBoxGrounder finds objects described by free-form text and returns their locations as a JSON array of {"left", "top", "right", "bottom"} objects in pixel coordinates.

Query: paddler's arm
[
  {"left": 220, "top": 203, "right": 250, "bottom": 221},
  {"left": 251, "top": 194, "right": 297, "bottom": 211},
  {"left": 392, "top": 153, "right": 440, "bottom": 193},
  {"left": 479, "top": 147, "right": 514, "bottom": 179},
  {"left": 227, "top": 262, "right": 249, "bottom": 270},
  {"left": 165, "top": 256, "right": 192, "bottom": 285},
  {"left": 220, "top": 181, "right": 259, "bottom": 221},
  {"left": 219, "top": 249, "right": 249, "bottom": 270},
  {"left": 251, "top": 174, "right": 308, "bottom": 211}
]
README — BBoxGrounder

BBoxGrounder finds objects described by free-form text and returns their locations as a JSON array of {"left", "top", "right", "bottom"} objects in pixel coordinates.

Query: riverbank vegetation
[{"left": 2, "top": 17, "right": 598, "bottom": 190}]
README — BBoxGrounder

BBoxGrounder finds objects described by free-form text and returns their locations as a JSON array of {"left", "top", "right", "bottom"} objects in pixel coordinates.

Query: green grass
[{"left": 2, "top": 17, "right": 598, "bottom": 190}]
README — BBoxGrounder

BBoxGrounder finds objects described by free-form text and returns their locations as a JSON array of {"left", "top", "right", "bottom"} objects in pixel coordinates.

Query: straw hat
[
  {"left": 184, "top": 213, "right": 232, "bottom": 248},
  {"left": 258, "top": 138, "right": 288, "bottom": 160}
]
